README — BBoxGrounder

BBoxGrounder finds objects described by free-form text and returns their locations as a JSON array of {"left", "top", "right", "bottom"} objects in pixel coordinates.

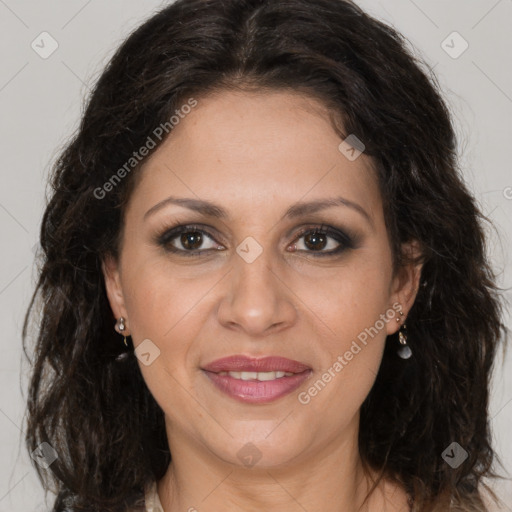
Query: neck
[{"left": 157, "top": 415, "right": 384, "bottom": 512}]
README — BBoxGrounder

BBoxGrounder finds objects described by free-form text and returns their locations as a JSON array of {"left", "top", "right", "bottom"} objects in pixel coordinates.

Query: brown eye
[
  {"left": 290, "top": 225, "right": 355, "bottom": 256},
  {"left": 303, "top": 231, "right": 329, "bottom": 251},
  {"left": 157, "top": 225, "right": 223, "bottom": 255},
  {"left": 180, "top": 231, "right": 204, "bottom": 250}
]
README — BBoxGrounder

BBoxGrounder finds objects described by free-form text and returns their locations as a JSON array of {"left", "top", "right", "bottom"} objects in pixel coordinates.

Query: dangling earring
[
  {"left": 396, "top": 308, "right": 412, "bottom": 359},
  {"left": 117, "top": 316, "right": 128, "bottom": 347}
]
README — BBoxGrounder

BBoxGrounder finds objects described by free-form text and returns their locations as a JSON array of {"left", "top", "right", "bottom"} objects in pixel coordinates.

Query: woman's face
[{"left": 103, "top": 89, "right": 421, "bottom": 468}]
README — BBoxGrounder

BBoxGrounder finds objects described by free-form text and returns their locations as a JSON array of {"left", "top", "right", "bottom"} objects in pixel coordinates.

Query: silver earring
[
  {"left": 117, "top": 317, "right": 128, "bottom": 347},
  {"left": 396, "top": 310, "right": 412, "bottom": 359}
]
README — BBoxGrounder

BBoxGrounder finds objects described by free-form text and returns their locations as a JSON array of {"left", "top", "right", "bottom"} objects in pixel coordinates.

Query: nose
[{"left": 216, "top": 248, "right": 298, "bottom": 337}]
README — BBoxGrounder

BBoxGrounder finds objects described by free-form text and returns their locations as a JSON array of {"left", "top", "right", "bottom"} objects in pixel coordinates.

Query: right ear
[{"left": 101, "top": 253, "right": 129, "bottom": 326}]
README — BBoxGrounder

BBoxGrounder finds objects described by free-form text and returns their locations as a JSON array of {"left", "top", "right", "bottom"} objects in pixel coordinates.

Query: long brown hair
[{"left": 23, "top": 1, "right": 507, "bottom": 510}]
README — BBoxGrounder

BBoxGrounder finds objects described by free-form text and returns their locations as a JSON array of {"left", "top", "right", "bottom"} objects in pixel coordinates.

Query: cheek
[
  {"left": 297, "top": 327, "right": 386, "bottom": 430},
  {"left": 120, "top": 257, "right": 218, "bottom": 384},
  {"left": 121, "top": 262, "right": 209, "bottom": 414},
  {"left": 293, "top": 251, "right": 392, "bottom": 414},
  {"left": 121, "top": 252, "right": 210, "bottom": 339},
  {"left": 293, "top": 250, "right": 393, "bottom": 346}
]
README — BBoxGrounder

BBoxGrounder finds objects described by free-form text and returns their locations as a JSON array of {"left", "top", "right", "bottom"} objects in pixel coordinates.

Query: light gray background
[{"left": 0, "top": 1, "right": 511, "bottom": 510}]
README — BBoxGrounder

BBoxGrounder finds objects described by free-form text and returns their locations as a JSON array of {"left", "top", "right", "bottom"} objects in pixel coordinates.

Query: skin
[{"left": 103, "top": 89, "right": 422, "bottom": 512}]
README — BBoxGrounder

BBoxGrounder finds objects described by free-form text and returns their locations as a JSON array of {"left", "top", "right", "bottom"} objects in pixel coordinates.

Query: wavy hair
[{"left": 22, "top": 0, "right": 507, "bottom": 510}]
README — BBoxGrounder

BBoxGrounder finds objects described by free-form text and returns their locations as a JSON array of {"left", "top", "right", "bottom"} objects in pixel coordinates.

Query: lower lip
[{"left": 202, "top": 370, "right": 312, "bottom": 404}]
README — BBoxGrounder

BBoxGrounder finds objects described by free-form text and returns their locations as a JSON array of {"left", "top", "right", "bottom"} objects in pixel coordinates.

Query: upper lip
[{"left": 202, "top": 355, "right": 311, "bottom": 374}]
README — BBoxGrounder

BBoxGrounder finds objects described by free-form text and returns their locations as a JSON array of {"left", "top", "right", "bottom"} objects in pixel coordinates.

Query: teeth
[{"left": 217, "top": 370, "right": 295, "bottom": 380}]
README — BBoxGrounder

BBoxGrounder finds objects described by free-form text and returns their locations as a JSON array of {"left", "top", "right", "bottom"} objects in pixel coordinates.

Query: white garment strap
[{"left": 144, "top": 481, "right": 164, "bottom": 512}]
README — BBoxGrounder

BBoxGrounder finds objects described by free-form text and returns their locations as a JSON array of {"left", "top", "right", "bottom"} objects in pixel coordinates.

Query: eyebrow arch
[{"left": 143, "top": 195, "right": 373, "bottom": 227}]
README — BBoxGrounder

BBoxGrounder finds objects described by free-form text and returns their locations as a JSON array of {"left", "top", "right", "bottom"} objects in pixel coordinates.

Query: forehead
[
  {"left": 126, "top": 89, "right": 380, "bottom": 223},
  {"left": 166, "top": 88, "right": 344, "bottom": 161}
]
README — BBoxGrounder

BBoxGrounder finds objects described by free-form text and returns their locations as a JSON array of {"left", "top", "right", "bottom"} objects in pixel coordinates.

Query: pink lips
[
  {"left": 202, "top": 355, "right": 311, "bottom": 373},
  {"left": 201, "top": 355, "right": 312, "bottom": 404}
]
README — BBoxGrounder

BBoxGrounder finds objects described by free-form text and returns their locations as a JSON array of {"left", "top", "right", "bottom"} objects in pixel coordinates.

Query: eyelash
[{"left": 155, "top": 223, "right": 357, "bottom": 258}]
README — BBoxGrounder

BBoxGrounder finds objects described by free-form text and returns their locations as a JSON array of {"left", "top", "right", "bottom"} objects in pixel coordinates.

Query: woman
[{"left": 22, "top": 0, "right": 507, "bottom": 510}]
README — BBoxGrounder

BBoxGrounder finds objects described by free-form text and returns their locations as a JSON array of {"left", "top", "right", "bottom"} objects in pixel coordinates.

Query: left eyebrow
[{"left": 283, "top": 197, "right": 373, "bottom": 228}]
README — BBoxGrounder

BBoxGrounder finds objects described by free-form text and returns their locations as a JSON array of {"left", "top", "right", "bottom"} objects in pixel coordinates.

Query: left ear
[{"left": 386, "top": 239, "right": 424, "bottom": 336}]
